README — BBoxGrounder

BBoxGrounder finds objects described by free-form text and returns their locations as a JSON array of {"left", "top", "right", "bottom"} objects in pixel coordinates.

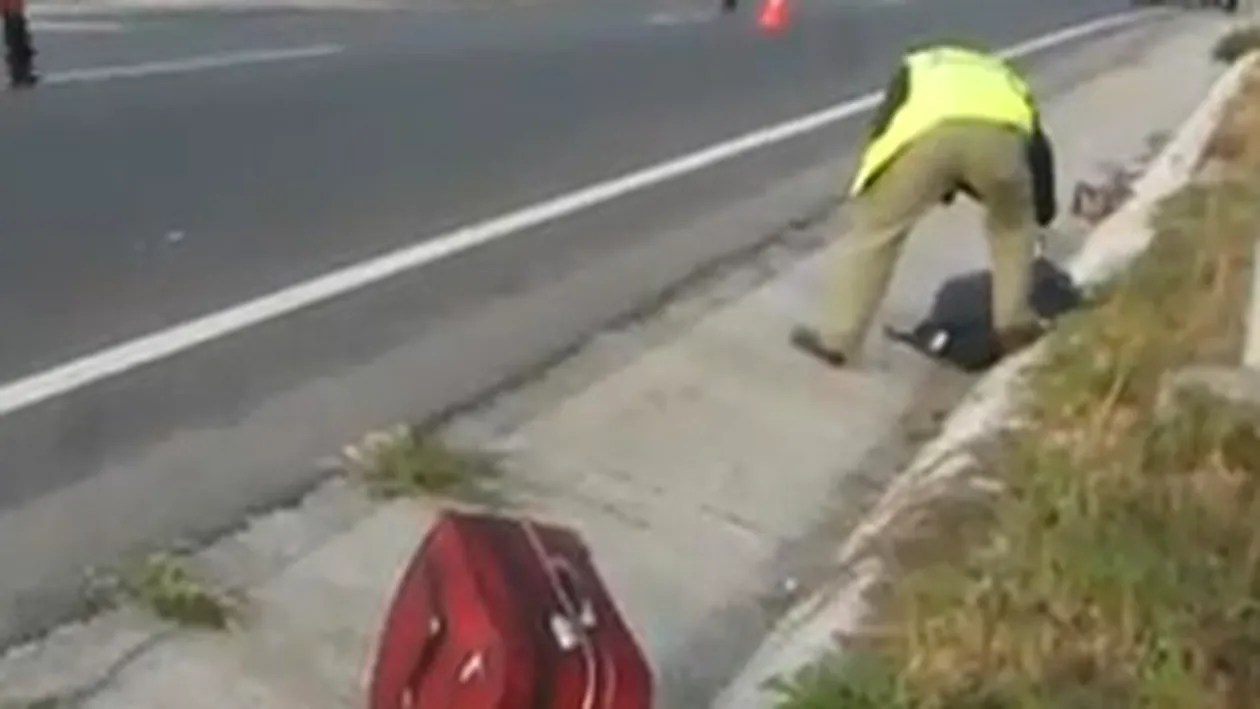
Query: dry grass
[
  {"left": 774, "top": 65, "right": 1260, "bottom": 708},
  {"left": 1214, "top": 25, "right": 1260, "bottom": 66},
  {"left": 1205, "top": 59, "right": 1260, "bottom": 172}
]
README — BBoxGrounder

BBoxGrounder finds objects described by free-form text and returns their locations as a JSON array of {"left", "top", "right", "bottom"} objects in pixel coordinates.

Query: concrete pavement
[
  {"left": 0, "top": 0, "right": 1154, "bottom": 645},
  {"left": 0, "top": 11, "right": 1232, "bottom": 707}
]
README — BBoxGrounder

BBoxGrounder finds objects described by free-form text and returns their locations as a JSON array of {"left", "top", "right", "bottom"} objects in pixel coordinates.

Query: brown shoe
[{"left": 790, "top": 326, "right": 849, "bottom": 368}]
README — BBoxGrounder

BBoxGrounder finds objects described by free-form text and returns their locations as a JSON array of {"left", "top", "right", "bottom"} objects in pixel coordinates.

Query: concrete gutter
[{"left": 712, "top": 46, "right": 1260, "bottom": 709}]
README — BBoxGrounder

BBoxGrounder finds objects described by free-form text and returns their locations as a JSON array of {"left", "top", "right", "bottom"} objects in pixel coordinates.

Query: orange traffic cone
[{"left": 758, "top": 0, "right": 788, "bottom": 31}]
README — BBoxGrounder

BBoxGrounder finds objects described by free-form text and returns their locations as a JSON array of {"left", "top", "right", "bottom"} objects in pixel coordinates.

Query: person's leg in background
[
  {"left": 953, "top": 122, "right": 1043, "bottom": 350},
  {"left": 791, "top": 126, "right": 958, "bottom": 366},
  {"left": 2, "top": 0, "right": 37, "bottom": 88}
]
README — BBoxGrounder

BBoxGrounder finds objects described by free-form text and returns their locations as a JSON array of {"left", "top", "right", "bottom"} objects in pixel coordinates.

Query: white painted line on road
[
  {"left": 43, "top": 44, "right": 344, "bottom": 86},
  {"left": 31, "top": 19, "right": 128, "bottom": 32},
  {"left": 28, "top": 0, "right": 397, "bottom": 17},
  {"left": 647, "top": 10, "right": 713, "bottom": 26},
  {"left": 0, "top": 8, "right": 1168, "bottom": 418}
]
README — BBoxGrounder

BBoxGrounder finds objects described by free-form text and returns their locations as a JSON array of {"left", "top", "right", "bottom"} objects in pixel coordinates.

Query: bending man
[{"left": 791, "top": 44, "right": 1056, "bottom": 367}]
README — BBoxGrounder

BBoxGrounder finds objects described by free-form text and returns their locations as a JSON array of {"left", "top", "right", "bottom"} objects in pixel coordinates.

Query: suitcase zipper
[
  {"left": 522, "top": 520, "right": 606, "bottom": 709},
  {"left": 474, "top": 516, "right": 561, "bottom": 708}
]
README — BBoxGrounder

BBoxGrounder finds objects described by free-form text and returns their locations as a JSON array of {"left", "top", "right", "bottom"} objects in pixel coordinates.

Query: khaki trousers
[{"left": 821, "top": 120, "right": 1041, "bottom": 355}]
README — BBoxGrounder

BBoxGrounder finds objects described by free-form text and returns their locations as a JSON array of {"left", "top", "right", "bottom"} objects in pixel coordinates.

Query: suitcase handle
[
  {"left": 521, "top": 523, "right": 599, "bottom": 639},
  {"left": 523, "top": 521, "right": 603, "bottom": 709},
  {"left": 552, "top": 562, "right": 597, "bottom": 629},
  {"left": 546, "top": 560, "right": 598, "bottom": 651}
]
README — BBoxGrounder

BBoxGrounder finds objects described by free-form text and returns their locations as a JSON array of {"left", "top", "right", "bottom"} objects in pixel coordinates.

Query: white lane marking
[
  {"left": 43, "top": 44, "right": 344, "bottom": 86},
  {"left": 27, "top": 0, "right": 397, "bottom": 16},
  {"left": 0, "top": 8, "right": 1167, "bottom": 418},
  {"left": 647, "top": 9, "right": 713, "bottom": 26},
  {"left": 31, "top": 19, "right": 128, "bottom": 32}
]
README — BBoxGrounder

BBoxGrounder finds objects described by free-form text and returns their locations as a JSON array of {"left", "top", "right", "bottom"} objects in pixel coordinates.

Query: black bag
[{"left": 885, "top": 257, "right": 1082, "bottom": 372}]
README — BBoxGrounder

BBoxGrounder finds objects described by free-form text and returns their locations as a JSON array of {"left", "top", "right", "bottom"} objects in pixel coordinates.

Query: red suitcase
[{"left": 368, "top": 510, "right": 653, "bottom": 709}]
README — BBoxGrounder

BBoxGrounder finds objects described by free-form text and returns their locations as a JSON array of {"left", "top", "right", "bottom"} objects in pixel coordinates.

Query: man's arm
[
  {"left": 865, "top": 62, "right": 910, "bottom": 141},
  {"left": 1002, "top": 59, "right": 1053, "bottom": 223},
  {"left": 999, "top": 57, "right": 1038, "bottom": 109},
  {"left": 1026, "top": 120, "right": 1057, "bottom": 227}
]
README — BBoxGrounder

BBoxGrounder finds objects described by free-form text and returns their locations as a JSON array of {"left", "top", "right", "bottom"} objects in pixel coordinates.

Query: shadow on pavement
[{"left": 886, "top": 256, "right": 1085, "bottom": 373}]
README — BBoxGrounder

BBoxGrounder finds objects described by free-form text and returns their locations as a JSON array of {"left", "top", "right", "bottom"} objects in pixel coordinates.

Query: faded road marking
[
  {"left": 31, "top": 19, "right": 128, "bottom": 32},
  {"left": 647, "top": 9, "right": 714, "bottom": 25},
  {"left": 43, "top": 44, "right": 344, "bottom": 85}
]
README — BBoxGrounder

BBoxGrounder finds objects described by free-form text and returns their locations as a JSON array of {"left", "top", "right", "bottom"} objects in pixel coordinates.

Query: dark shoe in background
[
  {"left": 3, "top": 9, "right": 36, "bottom": 90},
  {"left": 9, "top": 70, "right": 36, "bottom": 89},
  {"left": 789, "top": 326, "right": 849, "bottom": 368}
]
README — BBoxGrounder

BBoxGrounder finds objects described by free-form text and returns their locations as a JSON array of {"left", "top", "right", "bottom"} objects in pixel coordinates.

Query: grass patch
[
  {"left": 774, "top": 65, "right": 1260, "bottom": 707},
  {"left": 1214, "top": 24, "right": 1260, "bottom": 65},
  {"left": 122, "top": 553, "right": 238, "bottom": 630},
  {"left": 1205, "top": 60, "right": 1260, "bottom": 173},
  {"left": 88, "top": 552, "right": 239, "bottom": 630},
  {"left": 344, "top": 425, "right": 502, "bottom": 501}
]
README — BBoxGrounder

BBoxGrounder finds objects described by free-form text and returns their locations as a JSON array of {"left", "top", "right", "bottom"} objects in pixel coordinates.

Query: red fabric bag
[{"left": 369, "top": 510, "right": 653, "bottom": 709}]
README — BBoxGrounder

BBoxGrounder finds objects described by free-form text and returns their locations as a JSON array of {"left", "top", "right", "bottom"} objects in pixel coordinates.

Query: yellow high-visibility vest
[{"left": 850, "top": 46, "right": 1036, "bottom": 196}]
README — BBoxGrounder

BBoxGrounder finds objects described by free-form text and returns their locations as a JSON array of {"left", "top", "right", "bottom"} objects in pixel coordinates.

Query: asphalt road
[
  {"left": 9, "top": 0, "right": 1133, "bottom": 378},
  {"left": 0, "top": 0, "right": 1154, "bottom": 643}
]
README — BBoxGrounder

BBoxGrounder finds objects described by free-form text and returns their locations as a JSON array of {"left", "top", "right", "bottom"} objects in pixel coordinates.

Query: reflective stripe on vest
[{"left": 850, "top": 47, "right": 1036, "bottom": 196}]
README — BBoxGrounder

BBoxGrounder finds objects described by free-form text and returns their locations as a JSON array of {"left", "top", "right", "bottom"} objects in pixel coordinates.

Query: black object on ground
[{"left": 884, "top": 257, "right": 1084, "bottom": 373}]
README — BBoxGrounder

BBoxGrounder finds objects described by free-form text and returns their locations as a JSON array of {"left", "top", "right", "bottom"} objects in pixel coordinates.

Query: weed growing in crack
[
  {"left": 344, "top": 425, "right": 503, "bottom": 504},
  {"left": 87, "top": 552, "right": 239, "bottom": 631}
]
